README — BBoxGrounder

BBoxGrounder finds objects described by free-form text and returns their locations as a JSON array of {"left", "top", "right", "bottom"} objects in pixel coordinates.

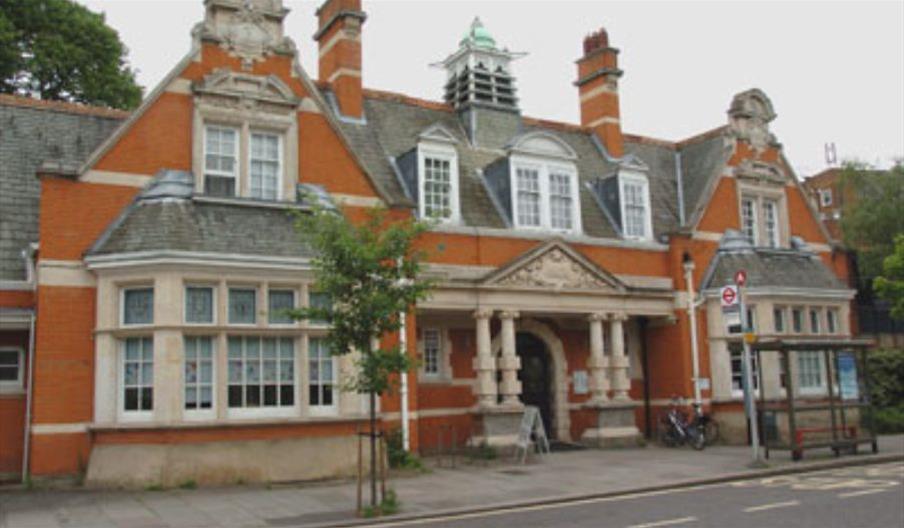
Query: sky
[{"left": 77, "top": 0, "right": 904, "bottom": 177}]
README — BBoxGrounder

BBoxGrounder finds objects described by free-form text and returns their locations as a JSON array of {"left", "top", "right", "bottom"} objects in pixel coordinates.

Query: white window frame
[
  {"left": 763, "top": 199, "right": 779, "bottom": 248},
  {"left": 798, "top": 350, "right": 827, "bottom": 395},
  {"left": 819, "top": 188, "right": 833, "bottom": 207},
  {"left": 267, "top": 288, "right": 298, "bottom": 327},
  {"left": 228, "top": 287, "right": 258, "bottom": 326},
  {"left": 730, "top": 348, "right": 759, "bottom": 398},
  {"left": 0, "top": 348, "right": 24, "bottom": 392},
  {"left": 307, "top": 336, "right": 338, "bottom": 416},
  {"left": 809, "top": 307, "right": 822, "bottom": 334},
  {"left": 203, "top": 124, "right": 240, "bottom": 196},
  {"left": 248, "top": 130, "right": 283, "bottom": 201},
  {"left": 741, "top": 196, "right": 758, "bottom": 245},
  {"left": 183, "top": 336, "right": 216, "bottom": 421},
  {"left": 773, "top": 306, "right": 786, "bottom": 334},
  {"left": 827, "top": 308, "right": 840, "bottom": 334},
  {"left": 118, "top": 336, "right": 154, "bottom": 422},
  {"left": 791, "top": 307, "right": 804, "bottom": 334},
  {"left": 226, "top": 335, "right": 298, "bottom": 419},
  {"left": 619, "top": 172, "right": 653, "bottom": 241},
  {"left": 509, "top": 154, "right": 581, "bottom": 234},
  {"left": 120, "top": 286, "right": 154, "bottom": 328},
  {"left": 417, "top": 143, "right": 460, "bottom": 224},
  {"left": 421, "top": 328, "right": 443, "bottom": 378},
  {"left": 184, "top": 284, "right": 216, "bottom": 326}
]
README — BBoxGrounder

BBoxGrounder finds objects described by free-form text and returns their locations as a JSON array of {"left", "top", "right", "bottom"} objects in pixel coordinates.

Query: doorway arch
[{"left": 492, "top": 318, "right": 570, "bottom": 440}]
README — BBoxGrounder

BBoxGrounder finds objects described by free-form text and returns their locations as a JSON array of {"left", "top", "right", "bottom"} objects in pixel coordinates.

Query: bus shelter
[{"left": 738, "top": 338, "right": 878, "bottom": 461}]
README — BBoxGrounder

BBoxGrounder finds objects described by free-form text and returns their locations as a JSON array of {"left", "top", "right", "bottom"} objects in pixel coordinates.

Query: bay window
[
  {"left": 268, "top": 289, "right": 296, "bottom": 325},
  {"left": 228, "top": 288, "right": 257, "bottom": 325},
  {"left": 121, "top": 337, "right": 153, "bottom": 416},
  {"left": 184, "top": 336, "right": 214, "bottom": 413},
  {"left": 827, "top": 308, "right": 839, "bottom": 334},
  {"left": 122, "top": 287, "right": 153, "bottom": 326},
  {"left": 185, "top": 286, "right": 214, "bottom": 324},
  {"left": 227, "top": 336, "right": 295, "bottom": 411},
  {"left": 308, "top": 338, "right": 336, "bottom": 411},
  {"left": 773, "top": 306, "right": 786, "bottom": 333}
]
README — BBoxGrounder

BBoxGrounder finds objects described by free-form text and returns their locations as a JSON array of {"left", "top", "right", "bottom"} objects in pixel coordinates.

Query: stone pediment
[
  {"left": 482, "top": 240, "right": 625, "bottom": 292},
  {"left": 193, "top": 69, "right": 298, "bottom": 107}
]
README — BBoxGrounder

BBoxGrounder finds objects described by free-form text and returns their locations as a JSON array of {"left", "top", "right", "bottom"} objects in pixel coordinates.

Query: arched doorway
[{"left": 516, "top": 332, "right": 553, "bottom": 437}]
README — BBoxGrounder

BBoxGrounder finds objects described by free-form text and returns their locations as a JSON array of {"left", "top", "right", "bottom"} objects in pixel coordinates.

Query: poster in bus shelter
[{"left": 837, "top": 352, "right": 859, "bottom": 400}]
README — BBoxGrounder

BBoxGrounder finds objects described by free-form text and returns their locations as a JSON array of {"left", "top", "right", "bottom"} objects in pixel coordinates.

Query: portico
[{"left": 414, "top": 239, "right": 676, "bottom": 448}]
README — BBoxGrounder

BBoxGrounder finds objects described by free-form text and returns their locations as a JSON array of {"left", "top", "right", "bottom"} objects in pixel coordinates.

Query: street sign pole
[{"left": 737, "top": 283, "right": 763, "bottom": 467}]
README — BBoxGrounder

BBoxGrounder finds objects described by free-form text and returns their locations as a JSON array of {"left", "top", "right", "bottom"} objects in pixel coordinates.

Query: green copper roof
[{"left": 460, "top": 17, "right": 496, "bottom": 49}]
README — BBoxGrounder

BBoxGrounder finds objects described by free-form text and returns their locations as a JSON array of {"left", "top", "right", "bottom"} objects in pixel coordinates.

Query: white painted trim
[
  {"left": 31, "top": 423, "right": 90, "bottom": 435},
  {"left": 418, "top": 141, "right": 461, "bottom": 224},
  {"left": 182, "top": 335, "right": 218, "bottom": 421},
  {"left": 117, "top": 336, "right": 155, "bottom": 423},
  {"left": 37, "top": 259, "right": 96, "bottom": 287},
  {"left": 183, "top": 284, "right": 217, "bottom": 326},
  {"left": 165, "top": 78, "right": 193, "bottom": 95},
  {"left": 509, "top": 154, "right": 582, "bottom": 235},
  {"left": 120, "top": 285, "right": 154, "bottom": 327},
  {"left": 85, "top": 251, "right": 312, "bottom": 270},
  {"left": 579, "top": 83, "right": 617, "bottom": 102},
  {"left": 692, "top": 231, "right": 724, "bottom": 242},
  {"left": 0, "top": 347, "right": 25, "bottom": 391},
  {"left": 326, "top": 68, "right": 361, "bottom": 84},
  {"left": 585, "top": 116, "right": 620, "bottom": 129},
  {"left": 298, "top": 97, "right": 322, "bottom": 114},
  {"left": 0, "top": 281, "right": 34, "bottom": 291},
  {"left": 618, "top": 170, "right": 654, "bottom": 241},
  {"left": 81, "top": 170, "right": 153, "bottom": 188},
  {"left": 331, "top": 193, "right": 385, "bottom": 207},
  {"left": 318, "top": 28, "right": 360, "bottom": 58}
]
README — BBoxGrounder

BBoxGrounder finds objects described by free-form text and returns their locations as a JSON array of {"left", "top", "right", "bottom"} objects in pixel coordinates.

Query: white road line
[
  {"left": 626, "top": 517, "right": 698, "bottom": 528},
  {"left": 838, "top": 489, "right": 888, "bottom": 499},
  {"left": 743, "top": 500, "right": 800, "bottom": 512}
]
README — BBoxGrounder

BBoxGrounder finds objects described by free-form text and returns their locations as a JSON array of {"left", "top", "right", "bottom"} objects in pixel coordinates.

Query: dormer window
[
  {"left": 619, "top": 173, "right": 652, "bottom": 240},
  {"left": 417, "top": 144, "right": 460, "bottom": 223},
  {"left": 739, "top": 190, "right": 787, "bottom": 247},
  {"left": 510, "top": 161, "right": 580, "bottom": 233}
]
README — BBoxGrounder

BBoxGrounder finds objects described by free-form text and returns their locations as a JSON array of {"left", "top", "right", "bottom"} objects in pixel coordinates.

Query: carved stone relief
[
  {"left": 495, "top": 247, "right": 613, "bottom": 290},
  {"left": 728, "top": 88, "right": 778, "bottom": 153}
]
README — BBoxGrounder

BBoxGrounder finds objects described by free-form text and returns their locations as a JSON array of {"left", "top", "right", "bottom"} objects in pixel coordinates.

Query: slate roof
[
  {"left": 0, "top": 96, "right": 125, "bottom": 280},
  {"left": 333, "top": 90, "right": 733, "bottom": 241},
  {"left": 702, "top": 247, "right": 847, "bottom": 291},
  {"left": 89, "top": 171, "right": 314, "bottom": 259}
]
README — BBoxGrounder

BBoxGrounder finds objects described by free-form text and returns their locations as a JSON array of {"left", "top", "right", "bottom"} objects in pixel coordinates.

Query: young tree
[
  {"left": 1, "top": 0, "right": 142, "bottom": 109},
  {"left": 291, "top": 205, "right": 435, "bottom": 509},
  {"left": 874, "top": 235, "right": 904, "bottom": 320}
]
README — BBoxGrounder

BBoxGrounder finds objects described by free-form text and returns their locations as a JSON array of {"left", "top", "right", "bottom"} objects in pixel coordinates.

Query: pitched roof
[
  {"left": 331, "top": 90, "right": 714, "bottom": 240},
  {"left": 0, "top": 96, "right": 124, "bottom": 281},
  {"left": 88, "top": 171, "right": 313, "bottom": 259},
  {"left": 702, "top": 247, "right": 847, "bottom": 291}
]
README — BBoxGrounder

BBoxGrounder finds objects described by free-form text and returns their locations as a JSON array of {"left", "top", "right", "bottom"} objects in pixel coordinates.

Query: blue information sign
[{"left": 837, "top": 352, "right": 859, "bottom": 400}]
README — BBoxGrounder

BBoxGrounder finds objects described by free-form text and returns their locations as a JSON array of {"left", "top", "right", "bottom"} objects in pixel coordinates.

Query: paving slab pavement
[{"left": 1, "top": 435, "right": 901, "bottom": 528}]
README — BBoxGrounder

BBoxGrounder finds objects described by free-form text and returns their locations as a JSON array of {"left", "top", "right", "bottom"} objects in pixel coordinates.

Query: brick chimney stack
[
  {"left": 314, "top": 0, "right": 366, "bottom": 119},
  {"left": 575, "top": 28, "right": 624, "bottom": 158}
]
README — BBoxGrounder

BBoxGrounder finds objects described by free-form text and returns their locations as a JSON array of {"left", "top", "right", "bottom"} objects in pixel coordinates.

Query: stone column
[
  {"left": 609, "top": 313, "right": 631, "bottom": 401},
  {"left": 472, "top": 309, "right": 497, "bottom": 408},
  {"left": 587, "top": 312, "right": 610, "bottom": 404},
  {"left": 498, "top": 310, "right": 522, "bottom": 408}
]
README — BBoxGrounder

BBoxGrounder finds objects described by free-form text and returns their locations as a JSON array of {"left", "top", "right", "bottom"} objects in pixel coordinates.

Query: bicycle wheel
[
  {"left": 658, "top": 424, "right": 679, "bottom": 447},
  {"left": 704, "top": 419, "right": 721, "bottom": 446},
  {"left": 690, "top": 427, "right": 706, "bottom": 451}
]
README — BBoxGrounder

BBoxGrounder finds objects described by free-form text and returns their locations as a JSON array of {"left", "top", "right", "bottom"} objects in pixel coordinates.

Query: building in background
[
  {"left": 803, "top": 168, "right": 904, "bottom": 347},
  {"left": 0, "top": 0, "right": 857, "bottom": 486}
]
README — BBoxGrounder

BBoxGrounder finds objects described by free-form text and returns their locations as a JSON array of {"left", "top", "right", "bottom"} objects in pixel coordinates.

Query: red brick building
[{"left": 0, "top": 0, "right": 855, "bottom": 486}]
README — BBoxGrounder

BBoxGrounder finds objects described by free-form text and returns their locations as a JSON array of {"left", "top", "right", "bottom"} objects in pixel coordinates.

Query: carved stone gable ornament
[
  {"left": 493, "top": 246, "right": 616, "bottom": 291},
  {"left": 728, "top": 88, "right": 778, "bottom": 153},
  {"left": 196, "top": 0, "right": 294, "bottom": 70}
]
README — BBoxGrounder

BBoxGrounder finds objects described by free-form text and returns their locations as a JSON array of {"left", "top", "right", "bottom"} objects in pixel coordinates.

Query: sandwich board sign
[{"left": 515, "top": 405, "right": 550, "bottom": 463}]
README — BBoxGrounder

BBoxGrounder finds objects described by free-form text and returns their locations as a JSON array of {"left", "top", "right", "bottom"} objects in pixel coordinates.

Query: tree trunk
[{"left": 369, "top": 389, "right": 377, "bottom": 508}]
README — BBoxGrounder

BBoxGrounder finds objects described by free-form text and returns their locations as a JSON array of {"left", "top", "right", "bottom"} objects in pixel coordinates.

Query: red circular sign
[
  {"left": 722, "top": 287, "right": 737, "bottom": 305},
  {"left": 734, "top": 270, "right": 747, "bottom": 287}
]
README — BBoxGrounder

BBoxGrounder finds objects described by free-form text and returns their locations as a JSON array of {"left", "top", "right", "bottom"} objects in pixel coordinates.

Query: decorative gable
[
  {"left": 482, "top": 240, "right": 625, "bottom": 292},
  {"left": 508, "top": 131, "right": 577, "bottom": 161},
  {"left": 418, "top": 123, "right": 459, "bottom": 145},
  {"left": 193, "top": 69, "right": 298, "bottom": 108}
]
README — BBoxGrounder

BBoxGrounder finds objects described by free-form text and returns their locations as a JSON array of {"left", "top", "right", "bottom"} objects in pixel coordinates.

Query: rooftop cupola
[{"left": 438, "top": 17, "right": 525, "bottom": 113}]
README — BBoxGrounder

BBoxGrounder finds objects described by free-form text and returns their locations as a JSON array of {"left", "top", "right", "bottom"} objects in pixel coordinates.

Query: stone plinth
[
  {"left": 472, "top": 406, "right": 524, "bottom": 449},
  {"left": 581, "top": 401, "right": 643, "bottom": 448}
]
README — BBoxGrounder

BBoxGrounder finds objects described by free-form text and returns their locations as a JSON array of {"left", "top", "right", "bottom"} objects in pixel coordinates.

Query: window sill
[
  {"left": 91, "top": 413, "right": 370, "bottom": 432},
  {"left": 0, "top": 387, "right": 26, "bottom": 397}
]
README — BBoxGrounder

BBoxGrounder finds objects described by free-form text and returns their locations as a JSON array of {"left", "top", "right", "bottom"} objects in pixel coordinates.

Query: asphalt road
[{"left": 362, "top": 461, "right": 904, "bottom": 528}]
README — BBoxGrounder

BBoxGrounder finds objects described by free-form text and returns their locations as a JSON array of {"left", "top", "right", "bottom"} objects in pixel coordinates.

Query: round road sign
[{"left": 721, "top": 286, "right": 738, "bottom": 307}]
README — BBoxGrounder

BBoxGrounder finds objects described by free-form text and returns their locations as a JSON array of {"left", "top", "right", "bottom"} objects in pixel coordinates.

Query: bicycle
[{"left": 658, "top": 397, "right": 709, "bottom": 450}]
